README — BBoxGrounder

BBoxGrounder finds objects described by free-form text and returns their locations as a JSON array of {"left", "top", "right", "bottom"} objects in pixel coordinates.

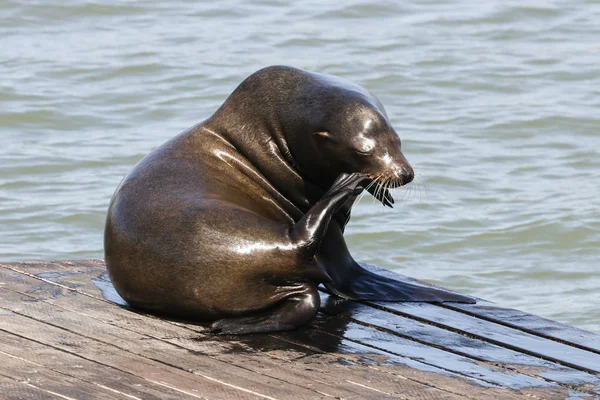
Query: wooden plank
[
  {"left": 0, "top": 263, "right": 508, "bottom": 400},
  {"left": 0, "top": 331, "right": 202, "bottom": 400},
  {"left": 7, "top": 262, "right": 596, "bottom": 398},
  {"left": 444, "top": 301, "right": 600, "bottom": 354},
  {"left": 7, "top": 268, "right": 480, "bottom": 400},
  {"left": 0, "top": 289, "right": 339, "bottom": 400},
  {"left": 0, "top": 261, "right": 578, "bottom": 400},
  {"left": 358, "top": 262, "right": 600, "bottom": 354},
  {"left": 273, "top": 320, "right": 534, "bottom": 400},
  {"left": 278, "top": 326, "right": 600, "bottom": 399},
  {"left": 370, "top": 301, "right": 600, "bottom": 374},
  {"left": 320, "top": 292, "right": 600, "bottom": 395},
  {"left": 332, "top": 263, "right": 600, "bottom": 373},
  {"left": 312, "top": 317, "right": 553, "bottom": 388},
  {"left": 0, "top": 267, "right": 403, "bottom": 399},
  {"left": 3, "top": 263, "right": 541, "bottom": 391},
  {"left": 0, "top": 347, "right": 121, "bottom": 400},
  {"left": 0, "top": 309, "right": 277, "bottom": 399},
  {"left": 2, "top": 268, "right": 478, "bottom": 398}
]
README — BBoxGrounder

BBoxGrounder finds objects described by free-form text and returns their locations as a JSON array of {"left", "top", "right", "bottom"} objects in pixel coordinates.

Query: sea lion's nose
[
  {"left": 401, "top": 164, "right": 414, "bottom": 185},
  {"left": 392, "top": 163, "right": 413, "bottom": 186},
  {"left": 389, "top": 150, "right": 414, "bottom": 186}
]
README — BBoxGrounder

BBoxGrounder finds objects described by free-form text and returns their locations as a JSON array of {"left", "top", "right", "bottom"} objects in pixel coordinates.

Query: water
[{"left": 1, "top": 1, "right": 598, "bottom": 333}]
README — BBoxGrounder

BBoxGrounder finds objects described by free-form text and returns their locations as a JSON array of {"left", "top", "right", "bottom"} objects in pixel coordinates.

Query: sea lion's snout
[
  {"left": 395, "top": 162, "right": 414, "bottom": 186},
  {"left": 378, "top": 164, "right": 413, "bottom": 188},
  {"left": 371, "top": 149, "right": 414, "bottom": 188}
]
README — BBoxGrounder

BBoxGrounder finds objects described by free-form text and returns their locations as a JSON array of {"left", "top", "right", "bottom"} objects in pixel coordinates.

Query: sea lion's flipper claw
[{"left": 326, "top": 262, "right": 476, "bottom": 304}]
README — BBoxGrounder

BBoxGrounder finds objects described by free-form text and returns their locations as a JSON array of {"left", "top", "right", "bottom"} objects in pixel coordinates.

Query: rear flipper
[
  {"left": 317, "top": 202, "right": 476, "bottom": 304},
  {"left": 209, "top": 282, "right": 319, "bottom": 335},
  {"left": 324, "top": 261, "right": 475, "bottom": 303}
]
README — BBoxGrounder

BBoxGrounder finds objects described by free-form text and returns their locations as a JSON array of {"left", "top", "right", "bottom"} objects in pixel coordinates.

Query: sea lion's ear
[{"left": 313, "top": 131, "right": 330, "bottom": 139}]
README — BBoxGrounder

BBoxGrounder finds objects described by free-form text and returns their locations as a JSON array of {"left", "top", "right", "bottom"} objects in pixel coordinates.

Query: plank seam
[
  {"left": 0, "top": 263, "right": 121, "bottom": 306},
  {"left": 148, "top": 381, "right": 209, "bottom": 399},
  {"left": 319, "top": 305, "right": 494, "bottom": 362},
  {"left": 344, "top": 380, "right": 398, "bottom": 397},
  {"left": 192, "top": 373, "right": 280, "bottom": 400},
  {"left": 0, "top": 371, "right": 78, "bottom": 400}
]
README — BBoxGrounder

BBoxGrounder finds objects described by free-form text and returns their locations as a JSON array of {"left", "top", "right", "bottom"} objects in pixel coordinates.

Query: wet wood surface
[{"left": 0, "top": 260, "right": 598, "bottom": 399}]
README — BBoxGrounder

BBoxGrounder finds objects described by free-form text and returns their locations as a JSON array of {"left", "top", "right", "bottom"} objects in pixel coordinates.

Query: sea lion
[{"left": 104, "top": 65, "right": 474, "bottom": 335}]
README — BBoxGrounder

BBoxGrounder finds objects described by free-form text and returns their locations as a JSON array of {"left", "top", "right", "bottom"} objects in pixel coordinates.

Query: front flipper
[
  {"left": 325, "top": 261, "right": 475, "bottom": 303},
  {"left": 290, "top": 172, "right": 369, "bottom": 258}
]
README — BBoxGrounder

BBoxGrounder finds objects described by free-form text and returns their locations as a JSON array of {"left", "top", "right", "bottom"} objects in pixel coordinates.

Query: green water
[{"left": 1, "top": 1, "right": 598, "bottom": 332}]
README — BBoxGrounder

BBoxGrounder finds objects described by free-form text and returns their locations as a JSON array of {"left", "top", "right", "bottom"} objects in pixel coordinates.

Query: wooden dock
[{"left": 0, "top": 260, "right": 599, "bottom": 399}]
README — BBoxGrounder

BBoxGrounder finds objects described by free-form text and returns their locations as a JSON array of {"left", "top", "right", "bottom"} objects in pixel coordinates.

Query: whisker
[
  {"left": 399, "top": 182, "right": 410, "bottom": 204},
  {"left": 356, "top": 177, "right": 377, "bottom": 205},
  {"left": 344, "top": 208, "right": 352, "bottom": 226},
  {"left": 384, "top": 177, "right": 391, "bottom": 208},
  {"left": 404, "top": 181, "right": 413, "bottom": 207},
  {"left": 375, "top": 175, "right": 384, "bottom": 206},
  {"left": 362, "top": 174, "right": 380, "bottom": 207},
  {"left": 374, "top": 177, "right": 384, "bottom": 214},
  {"left": 382, "top": 180, "right": 388, "bottom": 209},
  {"left": 377, "top": 177, "right": 385, "bottom": 208},
  {"left": 413, "top": 172, "right": 429, "bottom": 207},
  {"left": 369, "top": 174, "right": 380, "bottom": 206}
]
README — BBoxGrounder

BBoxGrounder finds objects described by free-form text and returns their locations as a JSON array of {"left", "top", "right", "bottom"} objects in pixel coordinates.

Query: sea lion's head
[
  {"left": 282, "top": 70, "right": 414, "bottom": 204},
  {"left": 214, "top": 66, "right": 414, "bottom": 206}
]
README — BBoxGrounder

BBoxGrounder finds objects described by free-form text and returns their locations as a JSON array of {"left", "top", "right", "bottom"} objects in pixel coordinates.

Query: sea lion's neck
[{"left": 202, "top": 113, "right": 320, "bottom": 221}]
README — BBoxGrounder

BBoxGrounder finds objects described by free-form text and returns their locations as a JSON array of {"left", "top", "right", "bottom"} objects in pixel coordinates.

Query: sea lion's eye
[
  {"left": 355, "top": 137, "right": 375, "bottom": 155},
  {"left": 313, "top": 131, "right": 330, "bottom": 139}
]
